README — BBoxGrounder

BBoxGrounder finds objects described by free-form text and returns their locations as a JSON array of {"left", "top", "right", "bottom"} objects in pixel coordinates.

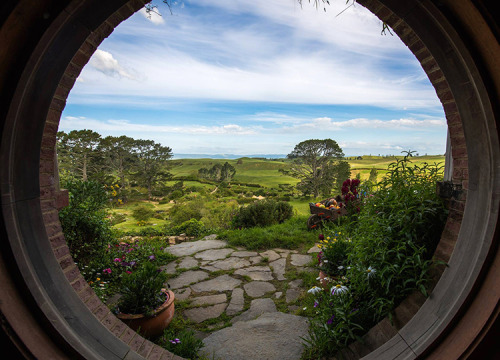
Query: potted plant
[{"left": 115, "top": 261, "right": 174, "bottom": 338}]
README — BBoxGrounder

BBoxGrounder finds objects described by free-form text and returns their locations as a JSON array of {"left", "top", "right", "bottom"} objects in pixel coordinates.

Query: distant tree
[
  {"left": 280, "top": 139, "right": 349, "bottom": 197},
  {"left": 57, "top": 130, "right": 102, "bottom": 181},
  {"left": 198, "top": 162, "right": 236, "bottom": 183},
  {"left": 131, "top": 139, "right": 173, "bottom": 200},
  {"left": 369, "top": 168, "right": 378, "bottom": 183}
]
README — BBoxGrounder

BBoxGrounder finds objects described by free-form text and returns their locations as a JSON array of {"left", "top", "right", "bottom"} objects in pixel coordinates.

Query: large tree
[
  {"left": 57, "top": 129, "right": 102, "bottom": 181},
  {"left": 131, "top": 139, "right": 173, "bottom": 199},
  {"left": 98, "top": 135, "right": 136, "bottom": 189},
  {"left": 280, "top": 139, "right": 350, "bottom": 197}
]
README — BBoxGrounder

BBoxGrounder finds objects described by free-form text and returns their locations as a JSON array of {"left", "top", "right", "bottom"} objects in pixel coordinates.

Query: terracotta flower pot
[{"left": 117, "top": 289, "right": 175, "bottom": 338}]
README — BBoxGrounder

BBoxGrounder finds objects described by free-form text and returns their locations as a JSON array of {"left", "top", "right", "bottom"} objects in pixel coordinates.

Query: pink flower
[
  {"left": 113, "top": 258, "right": 121, "bottom": 262},
  {"left": 103, "top": 268, "right": 112, "bottom": 274}
]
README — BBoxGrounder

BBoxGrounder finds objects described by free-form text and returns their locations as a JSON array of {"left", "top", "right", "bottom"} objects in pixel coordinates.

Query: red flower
[{"left": 319, "top": 234, "right": 325, "bottom": 240}]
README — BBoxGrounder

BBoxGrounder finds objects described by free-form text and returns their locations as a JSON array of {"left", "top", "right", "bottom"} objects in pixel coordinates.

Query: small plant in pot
[{"left": 115, "top": 261, "right": 174, "bottom": 338}]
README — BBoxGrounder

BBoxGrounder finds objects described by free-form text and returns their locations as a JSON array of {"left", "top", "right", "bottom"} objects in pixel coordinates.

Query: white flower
[
  {"left": 303, "top": 307, "right": 307, "bottom": 310},
  {"left": 337, "top": 265, "right": 344, "bottom": 270},
  {"left": 331, "top": 284, "right": 348, "bottom": 295},
  {"left": 323, "top": 260, "right": 329, "bottom": 263},
  {"left": 366, "top": 266, "right": 376, "bottom": 278},
  {"left": 307, "top": 286, "right": 322, "bottom": 294}
]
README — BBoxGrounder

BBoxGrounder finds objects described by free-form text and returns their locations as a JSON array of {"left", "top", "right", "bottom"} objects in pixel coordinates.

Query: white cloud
[
  {"left": 59, "top": 116, "right": 259, "bottom": 135},
  {"left": 88, "top": 50, "right": 141, "bottom": 80}
]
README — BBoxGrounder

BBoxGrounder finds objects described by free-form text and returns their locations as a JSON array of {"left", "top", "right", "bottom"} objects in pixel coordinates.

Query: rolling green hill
[{"left": 169, "top": 155, "right": 445, "bottom": 187}]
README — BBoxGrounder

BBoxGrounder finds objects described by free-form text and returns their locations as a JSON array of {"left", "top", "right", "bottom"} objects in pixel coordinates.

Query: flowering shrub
[
  {"left": 316, "top": 232, "right": 352, "bottom": 278},
  {"left": 303, "top": 152, "right": 448, "bottom": 359}
]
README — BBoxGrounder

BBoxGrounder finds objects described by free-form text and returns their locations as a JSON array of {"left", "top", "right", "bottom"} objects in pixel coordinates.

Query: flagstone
[
  {"left": 168, "top": 270, "right": 209, "bottom": 290},
  {"left": 231, "top": 250, "right": 259, "bottom": 257},
  {"left": 194, "top": 248, "right": 234, "bottom": 261},
  {"left": 230, "top": 298, "right": 277, "bottom": 324},
  {"left": 290, "top": 254, "right": 313, "bottom": 267},
  {"left": 184, "top": 303, "right": 228, "bottom": 324},
  {"left": 177, "top": 256, "right": 198, "bottom": 269},
  {"left": 234, "top": 266, "right": 274, "bottom": 281},
  {"left": 204, "top": 257, "right": 251, "bottom": 271},
  {"left": 226, "top": 288, "right": 245, "bottom": 316},
  {"left": 191, "top": 274, "right": 242, "bottom": 293},
  {"left": 243, "top": 281, "right": 276, "bottom": 298},
  {"left": 190, "top": 294, "right": 227, "bottom": 306},
  {"left": 270, "top": 258, "right": 286, "bottom": 281},
  {"left": 165, "top": 239, "right": 228, "bottom": 257},
  {"left": 259, "top": 250, "right": 280, "bottom": 262}
]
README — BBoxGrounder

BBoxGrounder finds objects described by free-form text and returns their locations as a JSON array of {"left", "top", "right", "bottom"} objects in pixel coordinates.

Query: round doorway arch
[{"left": 0, "top": 0, "right": 498, "bottom": 359}]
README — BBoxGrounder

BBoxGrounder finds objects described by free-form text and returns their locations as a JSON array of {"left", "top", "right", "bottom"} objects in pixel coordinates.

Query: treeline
[{"left": 57, "top": 130, "right": 173, "bottom": 200}]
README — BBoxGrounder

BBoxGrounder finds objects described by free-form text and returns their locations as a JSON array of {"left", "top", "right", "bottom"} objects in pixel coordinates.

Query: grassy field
[
  {"left": 170, "top": 154, "right": 445, "bottom": 184},
  {"left": 110, "top": 155, "right": 444, "bottom": 233}
]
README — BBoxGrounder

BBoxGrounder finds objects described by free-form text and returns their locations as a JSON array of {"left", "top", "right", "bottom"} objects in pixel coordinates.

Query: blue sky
[{"left": 60, "top": 0, "right": 447, "bottom": 157}]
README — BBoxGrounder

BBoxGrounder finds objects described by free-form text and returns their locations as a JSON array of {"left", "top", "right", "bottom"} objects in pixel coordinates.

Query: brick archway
[{"left": 1, "top": 0, "right": 498, "bottom": 359}]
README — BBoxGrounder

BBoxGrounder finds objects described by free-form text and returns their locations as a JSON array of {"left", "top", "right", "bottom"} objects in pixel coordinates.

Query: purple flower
[
  {"left": 129, "top": 261, "right": 137, "bottom": 267},
  {"left": 327, "top": 315, "right": 335, "bottom": 325},
  {"left": 314, "top": 301, "right": 319, "bottom": 308},
  {"left": 148, "top": 255, "right": 155, "bottom": 261},
  {"left": 169, "top": 338, "right": 181, "bottom": 344}
]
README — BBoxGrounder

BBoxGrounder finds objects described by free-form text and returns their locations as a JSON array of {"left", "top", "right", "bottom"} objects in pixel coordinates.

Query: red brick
[
  {"left": 147, "top": 345, "right": 166, "bottom": 360},
  {"left": 129, "top": 333, "right": 146, "bottom": 353},
  {"left": 120, "top": 327, "right": 136, "bottom": 345},
  {"left": 58, "top": 255, "right": 73, "bottom": 270},
  {"left": 40, "top": 146, "right": 54, "bottom": 160},
  {"left": 42, "top": 209, "right": 59, "bottom": 223},
  {"left": 43, "top": 120, "right": 59, "bottom": 136},
  {"left": 48, "top": 233, "right": 66, "bottom": 248},
  {"left": 40, "top": 186, "right": 55, "bottom": 200},
  {"left": 443, "top": 101, "right": 459, "bottom": 114},
  {"left": 79, "top": 286, "right": 95, "bottom": 302},
  {"left": 49, "top": 97, "right": 66, "bottom": 112},
  {"left": 40, "top": 199, "right": 56, "bottom": 211},
  {"left": 427, "top": 69, "right": 445, "bottom": 84},
  {"left": 93, "top": 304, "right": 110, "bottom": 321},
  {"left": 54, "top": 85, "right": 71, "bottom": 100},
  {"left": 79, "top": 40, "right": 97, "bottom": 57},
  {"left": 452, "top": 146, "right": 467, "bottom": 158},
  {"left": 71, "top": 50, "right": 90, "bottom": 67},
  {"left": 53, "top": 245, "right": 70, "bottom": 259},
  {"left": 462, "top": 180, "right": 469, "bottom": 189},
  {"left": 375, "top": 6, "right": 392, "bottom": 21},
  {"left": 84, "top": 293, "right": 101, "bottom": 312},
  {"left": 422, "top": 58, "right": 439, "bottom": 73},
  {"left": 138, "top": 340, "right": 154, "bottom": 357},
  {"left": 64, "top": 265, "right": 81, "bottom": 283},
  {"left": 64, "top": 62, "right": 81, "bottom": 79},
  {"left": 71, "top": 276, "right": 88, "bottom": 293},
  {"left": 58, "top": 73, "right": 77, "bottom": 90},
  {"left": 101, "top": 312, "right": 119, "bottom": 331},
  {"left": 111, "top": 320, "right": 127, "bottom": 338}
]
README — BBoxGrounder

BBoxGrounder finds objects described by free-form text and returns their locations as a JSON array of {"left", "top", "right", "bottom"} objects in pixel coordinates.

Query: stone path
[{"left": 162, "top": 235, "right": 319, "bottom": 360}]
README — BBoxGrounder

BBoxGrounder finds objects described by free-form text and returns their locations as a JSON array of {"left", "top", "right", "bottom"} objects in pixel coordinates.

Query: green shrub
[
  {"left": 132, "top": 205, "right": 155, "bottom": 222},
  {"left": 169, "top": 189, "right": 184, "bottom": 200},
  {"left": 231, "top": 199, "right": 293, "bottom": 228},
  {"left": 200, "top": 200, "right": 239, "bottom": 230},
  {"left": 169, "top": 202, "right": 203, "bottom": 226},
  {"left": 58, "top": 179, "right": 114, "bottom": 264},
  {"left": 170, "top": 218, "right": 206, "bottom": 236}
]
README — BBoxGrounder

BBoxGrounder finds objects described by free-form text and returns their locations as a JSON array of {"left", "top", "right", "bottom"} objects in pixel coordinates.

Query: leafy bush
[
  {"left": 170, "top": 218, "right": 206, "bottom": 236},
  {"left": 231, "top": 199, "right": 293, "bottom": 228},
  {"left": 115, "top": 262, "right": 169, "bottom": 316},
  {"left": 58, "top": 179, "right": 114, "bottom": 264},
  {"left": 132, "top": 205, "right": 155, "bottom": 222},
  {"left": 200, "top": 200, "right": 239, "bottom": 230},
  {"left": 169, "top": 202, "right": 203, "bottom": 226}
]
